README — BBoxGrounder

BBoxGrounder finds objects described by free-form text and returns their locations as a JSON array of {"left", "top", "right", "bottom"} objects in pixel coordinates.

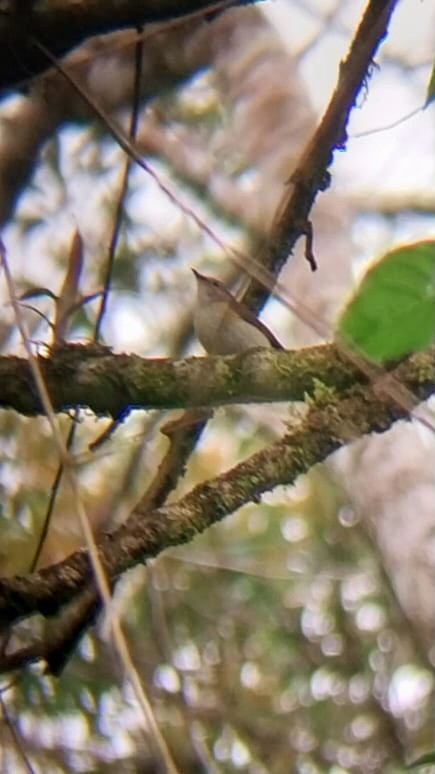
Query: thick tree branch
[
  {"left": 0, "top": 0, "right": 250, "bottom": 92},
  {"left": 1, "top": 344, "right": 434, "bottom": 418},
  {"left": 0, "top": 342, "right": 366, "bottom": 416}
]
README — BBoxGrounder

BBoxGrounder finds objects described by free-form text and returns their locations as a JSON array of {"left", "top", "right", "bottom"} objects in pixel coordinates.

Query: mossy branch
[
  {"left": 0, "top": 343, "right": 433, "bottom": 418},
  {"left": 0, "top": 347, "right": 433, "bottom": 656}
]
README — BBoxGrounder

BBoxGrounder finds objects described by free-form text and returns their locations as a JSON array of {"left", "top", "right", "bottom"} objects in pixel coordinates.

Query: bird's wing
[{"left": 239, "top": 302, "right": 283, "bottom": 349}]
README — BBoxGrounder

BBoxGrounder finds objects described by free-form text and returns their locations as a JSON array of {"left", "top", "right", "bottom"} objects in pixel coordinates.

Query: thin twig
[
  {"left": 30, "top": 418, "right": 77, "bottom": 572},
  {"left": 94, "top": 30, "right": 144, "bottom": 340}
]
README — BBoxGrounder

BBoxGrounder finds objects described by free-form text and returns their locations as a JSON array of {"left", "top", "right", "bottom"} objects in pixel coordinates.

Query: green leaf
[
  {"left": 338, "top": 241, "right": 435, "bottom": 362},
  {"left": 407, "top": 750, "right": 435, "bottom": 768}
]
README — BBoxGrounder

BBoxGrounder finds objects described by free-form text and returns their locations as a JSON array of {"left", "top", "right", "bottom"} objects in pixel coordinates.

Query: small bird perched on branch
[{"left": 192, "top": 269, "right": 282, "bottom": 355}]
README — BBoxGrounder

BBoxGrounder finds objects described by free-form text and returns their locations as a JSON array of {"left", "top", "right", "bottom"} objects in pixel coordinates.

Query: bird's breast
[{"left": 194, "top": 301, "right": 271, "bottom": 355}]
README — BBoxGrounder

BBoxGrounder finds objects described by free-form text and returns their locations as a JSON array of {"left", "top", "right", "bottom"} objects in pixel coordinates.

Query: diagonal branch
[{"left": 244, "top": 0, "right": 400, "bottom": 311}]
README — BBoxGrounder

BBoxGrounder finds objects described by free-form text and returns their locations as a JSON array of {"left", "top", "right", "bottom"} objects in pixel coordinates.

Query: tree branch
[
  {"left": 0, "top": 0, "right": 251, "bottom": 91},
  {"left": 0, "top": 349, "right": 433, "bottom": 662},
  {"left": 244, "top": 0, "right": 400, "bottom": 310},
  {"left": 1, "top": 344, "right": 433, "bottom": 418},
  {"left": 0, "top": 342, "right": 365, "bottom": 416}
]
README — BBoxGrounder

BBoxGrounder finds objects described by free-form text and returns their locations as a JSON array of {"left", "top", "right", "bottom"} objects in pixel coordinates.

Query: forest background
[{"left": 0, "top": 1, "right": 434, "bottom": 772}]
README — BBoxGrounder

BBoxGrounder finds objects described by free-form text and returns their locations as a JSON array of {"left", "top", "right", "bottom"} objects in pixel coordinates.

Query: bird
[{"left": 192, "top": 269, "right": 282, "bottom": 355}]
